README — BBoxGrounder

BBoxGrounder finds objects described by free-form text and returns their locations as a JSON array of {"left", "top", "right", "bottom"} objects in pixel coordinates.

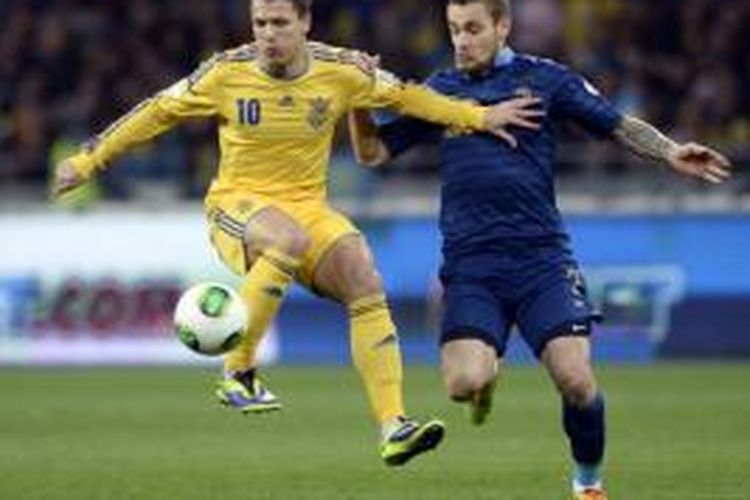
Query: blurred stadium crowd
[{"left": 0, "top": 0, "right": 748, "bottom": 203}]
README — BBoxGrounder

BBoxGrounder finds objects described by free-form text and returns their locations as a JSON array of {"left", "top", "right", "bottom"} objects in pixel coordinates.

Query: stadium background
[
  {"left": 0, "top": 1, "right": 748, "bottom": 499},
  {"left": 1, "top": 0, "right": 748, "bottom": 363}
]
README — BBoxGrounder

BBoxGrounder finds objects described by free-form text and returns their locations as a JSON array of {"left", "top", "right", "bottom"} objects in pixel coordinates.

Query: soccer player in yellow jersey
[{"left": 52, "top": 0, "right": 531, "bottom": 466}]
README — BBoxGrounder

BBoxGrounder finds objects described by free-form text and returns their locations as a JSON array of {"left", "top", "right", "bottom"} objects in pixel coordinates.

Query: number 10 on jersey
[{"left": 237, "top": 98, "right": 261, "bottom": 126}]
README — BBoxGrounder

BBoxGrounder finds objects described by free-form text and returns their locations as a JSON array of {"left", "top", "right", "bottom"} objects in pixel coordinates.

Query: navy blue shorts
[{"left": 439, "top": 245, "right": 600, "bottom": 358}]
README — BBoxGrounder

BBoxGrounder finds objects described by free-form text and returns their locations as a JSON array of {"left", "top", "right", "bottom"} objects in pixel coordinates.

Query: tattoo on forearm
[{"left": 613, "top": 116, "right": 677, "bottom": 162}]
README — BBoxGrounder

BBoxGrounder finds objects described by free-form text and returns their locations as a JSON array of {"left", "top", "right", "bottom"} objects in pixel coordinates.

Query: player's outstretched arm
[
  {"left": 347, "top": 95, "right": 546, "bottom": 168},
  {"left": 388, "top": 84, "right": 543, "bottom": 146},
  {"left": 52, "top": 56, "right": 222, "bottom": 198},
  {"left": 349, "top": 93, "right": 544, "bottom": 159},
  {"left": 51, "top": 97, "right": 183, "bottom": 197},
  {"left": 613, "top": 115, "right": 732, "bottom": 184},
  {"left": 350, "top": 63, "right": 543, "bottom": 147}
]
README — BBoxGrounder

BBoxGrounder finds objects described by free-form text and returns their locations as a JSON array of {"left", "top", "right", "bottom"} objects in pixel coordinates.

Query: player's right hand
[
  {"left": 51, "top": 159, "right": 88, "bottom": 199},
  {"left": 483, "top": 96, "right": 545, "bottom": 148}
]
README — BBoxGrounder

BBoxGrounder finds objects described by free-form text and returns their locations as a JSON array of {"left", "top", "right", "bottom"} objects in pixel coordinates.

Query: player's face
[
  {"left": 447, "top": 3, "right": 510, "bottom": 73},
  {"left": 251, "top": 0, "right": 311, "bottom": 66}
]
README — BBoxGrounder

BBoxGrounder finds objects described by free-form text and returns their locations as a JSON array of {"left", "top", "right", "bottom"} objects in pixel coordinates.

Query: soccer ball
[{"left": 173, "top": 282, "right": 249, "bottom": 356}]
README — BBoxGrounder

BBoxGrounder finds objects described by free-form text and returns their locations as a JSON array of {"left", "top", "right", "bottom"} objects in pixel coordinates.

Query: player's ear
[
  {"left": 495, "top": 16, "right": 512, "bottom": 46},
  {"left": 496, "top": 16, "right": 511, "bottom": 41},
  {"left": 301, "top": 12, "right": 312, "bottom": 35}
]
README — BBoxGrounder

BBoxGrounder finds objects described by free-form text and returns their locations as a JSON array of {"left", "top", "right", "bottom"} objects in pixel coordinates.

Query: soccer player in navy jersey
[{"left": 348, "top": 0, "right": 731, "bottom": 497}]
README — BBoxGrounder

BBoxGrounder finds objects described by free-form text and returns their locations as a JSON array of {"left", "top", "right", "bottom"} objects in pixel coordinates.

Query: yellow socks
[
  {"left": 224, "top": 248, "right": 299, "bottom": 374},
  {"left": 349, "top": 294, "right": 405, "bottom": 424},
  {"left": 223, "top": 251, "right": 406, "bottom": 427}
]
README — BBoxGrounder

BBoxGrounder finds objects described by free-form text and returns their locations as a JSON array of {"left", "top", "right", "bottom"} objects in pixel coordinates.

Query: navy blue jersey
[{"left": 378, "top": 49, "right": 623, "bottom": 259}]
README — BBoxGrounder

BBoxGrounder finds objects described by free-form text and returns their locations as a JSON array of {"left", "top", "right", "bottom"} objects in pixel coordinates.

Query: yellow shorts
[{"left": 205, "top": 193, "right": 359, "bottom": 287}]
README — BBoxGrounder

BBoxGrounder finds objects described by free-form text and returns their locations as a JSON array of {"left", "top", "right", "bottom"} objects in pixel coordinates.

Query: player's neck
[
  {"left": 260, "top": 49, "right": 310, "bottom": 81},
  {"left": 464, "top": 46, "right": 504, "bottom": 78},
  {"left": 465, "top": 59, "right": 494, "bottom": 78}
]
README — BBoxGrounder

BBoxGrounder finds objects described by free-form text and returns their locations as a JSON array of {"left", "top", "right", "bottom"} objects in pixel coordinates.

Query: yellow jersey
[{"left": 70, "top": 42, "right": 487, "bottom": 204}]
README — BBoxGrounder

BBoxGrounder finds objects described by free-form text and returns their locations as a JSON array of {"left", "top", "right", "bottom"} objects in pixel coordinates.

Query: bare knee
[
  {"left": 441, "top": 340, "right": 498, "bottom": 402},
  {"left": 336, "top": 241, "right": 383, "bottom": 302},
  {"left": 542, "top": 337, "right": 598, "bottom": 407},
  {"left": 343, "top": 267, "right": 383, "bottom": 302},
  {"left": 313, "top": 235, "right": 384, "bottom": 303},
  {"left": 555, "top": 371, "right": 598, "bottom": 407},
  {"left": 444, "top": 366, "right": 493, "bottom": 402}
]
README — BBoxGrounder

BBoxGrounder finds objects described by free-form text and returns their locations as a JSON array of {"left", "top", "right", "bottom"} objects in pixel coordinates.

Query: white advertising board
[{"left": 0, "top": 210, "right": 278, "bottom": 365}]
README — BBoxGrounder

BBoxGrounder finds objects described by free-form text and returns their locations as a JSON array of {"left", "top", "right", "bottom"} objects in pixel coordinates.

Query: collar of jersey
[
  {"left": 493, "top": 47, "right": 515, "bottom": 68},
  {"left": 255, "top": 53, "right": 313, "bottom": 84}
]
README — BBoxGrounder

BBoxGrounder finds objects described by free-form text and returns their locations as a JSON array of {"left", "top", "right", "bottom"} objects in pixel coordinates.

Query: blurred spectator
[
  {"left": 0, "top": 0, "right": 747, "bottom": 201},
  {"left": 514, "top": 0, "right": 565, "bottom": 57}
]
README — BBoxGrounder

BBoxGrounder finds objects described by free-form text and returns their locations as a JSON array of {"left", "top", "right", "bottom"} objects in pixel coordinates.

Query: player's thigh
[
  {"left": 294, "top": 206, "right": 361, "bottom": 296},
  {"left": 515, "top": 262, "right": 598, "bottom": 358},
  {"left": 207, "top": 196, "right": 309, "bottom": 274},
  {"left": 312, "top": 233, "right": 382, "bottom": 304},
  {"left": 244, "top": 204, "right": 311, "bottom": 258}
]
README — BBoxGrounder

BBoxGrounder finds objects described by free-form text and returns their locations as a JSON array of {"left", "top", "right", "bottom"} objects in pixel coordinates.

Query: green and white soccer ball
[{"left": 173, "top": 282, "right": 249, "bottom": 356}]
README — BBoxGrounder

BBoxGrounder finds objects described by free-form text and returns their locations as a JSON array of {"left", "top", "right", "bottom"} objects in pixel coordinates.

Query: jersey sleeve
[
  {"left": 348, "top": 67, "right": 486, "bottom": 132},
  {"left": 376, "top": 74, "right": 446, "bottom": 157},
  {"left": 550, "top": 67, "right": 623, "bottom": 137},
  {"left": 69, "top": 54, "right": 223, "bottom": 177}
]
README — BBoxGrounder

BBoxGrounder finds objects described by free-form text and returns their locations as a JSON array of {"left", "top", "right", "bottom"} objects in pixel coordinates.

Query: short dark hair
[
  {"left": 251, "top": 0, "right": 312, "bottom": 17},
  {"left": 447, "top": 0, "right": 511, "bottom": 21}
]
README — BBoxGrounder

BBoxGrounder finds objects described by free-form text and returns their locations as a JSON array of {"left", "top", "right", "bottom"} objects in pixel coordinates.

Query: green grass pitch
[{"left": 1, "top": 364, "right": 748, "bottom": 499}]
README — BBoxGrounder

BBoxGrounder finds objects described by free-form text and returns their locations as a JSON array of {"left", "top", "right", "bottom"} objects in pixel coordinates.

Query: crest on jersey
[{"left": 307, "top": 97, "right": 332, "bottom": 130}]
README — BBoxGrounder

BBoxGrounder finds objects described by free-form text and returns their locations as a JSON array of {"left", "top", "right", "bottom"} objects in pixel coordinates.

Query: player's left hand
[
  {"left": 483, "top": 96, "right": 545, "bottom": 148},
  {"left": 667, "top": 143, "right": 732, "bottom": 184}
]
